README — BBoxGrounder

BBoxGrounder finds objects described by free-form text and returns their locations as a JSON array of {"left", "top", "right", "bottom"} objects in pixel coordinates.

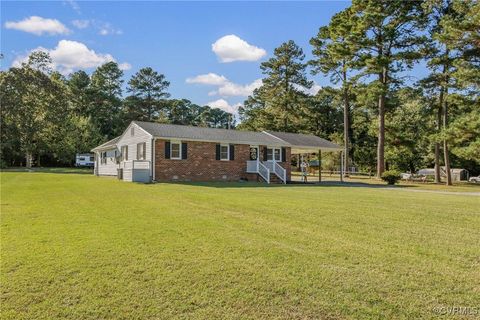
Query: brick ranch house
[{"left": 92, "top": 121, "right": 342, "bottom": 184}]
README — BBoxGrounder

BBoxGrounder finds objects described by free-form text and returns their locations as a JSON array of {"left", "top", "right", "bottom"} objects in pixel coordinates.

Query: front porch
[{"left": 246, "top": 160, "right": 287, "bottom": 184}]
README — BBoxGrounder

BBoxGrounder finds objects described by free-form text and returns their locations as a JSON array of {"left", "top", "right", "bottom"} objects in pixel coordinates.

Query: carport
[{"left": 266, "top": 131, "right": 345, "bottom": 183}]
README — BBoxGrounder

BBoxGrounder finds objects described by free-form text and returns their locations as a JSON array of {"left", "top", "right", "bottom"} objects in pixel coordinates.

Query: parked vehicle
[
  {"left": 469, "top": 175, "right": 480, "bottom": 183},
  {"left": 75, "top": 153, "right": 94, "bottom": 167}
]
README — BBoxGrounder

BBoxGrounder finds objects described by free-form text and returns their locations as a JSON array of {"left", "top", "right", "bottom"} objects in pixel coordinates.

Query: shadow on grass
[
  {"left": 1, "top": 167, "right": 93, "bottom": 175},
  {"left": 149, "top": 180, "right": 405, "bottom": 189}
]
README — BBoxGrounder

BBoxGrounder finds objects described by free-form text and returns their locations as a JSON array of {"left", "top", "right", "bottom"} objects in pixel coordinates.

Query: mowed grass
[{"left": 1, "top": 172, "right": 479, "bottom": 319}]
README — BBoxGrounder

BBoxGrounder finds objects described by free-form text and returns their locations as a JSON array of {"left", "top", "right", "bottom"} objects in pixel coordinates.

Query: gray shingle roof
[
  {"left": 134, "top": 121, "right": 286, "bottom": 146},
  {"left": 92, "top": 121, "right": 343, "bottom": 152},
  {"left": 266, "top": 131, "right": 342, "bottom": 150},
  {"left": 91, "top": 136, "right": 121, "bottom": 151}
]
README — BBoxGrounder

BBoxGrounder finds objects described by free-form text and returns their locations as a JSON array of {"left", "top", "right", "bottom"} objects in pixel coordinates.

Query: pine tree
[
  {"left": 91, "top": 62, "right": 124, "bottom": 138},
  {"left": 126, "top": 67, "right": 170, "bottom": 122},
  {"left": 310, "top": 7, "right": 359, "bottom": 176},
  {"left": 349, "top": 0, "right": 428, "bottom": 177},
  {"left": 241, "top": 41, "right": 312, "bottom": 132}
]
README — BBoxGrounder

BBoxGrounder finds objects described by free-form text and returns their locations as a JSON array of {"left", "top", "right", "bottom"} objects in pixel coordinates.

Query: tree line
[
  {"left": 1, "top": 0, "right": 478, "bottom": 183},
  {"left": 0, "top": 53, "right": 234, "bottom": 167},
  {"left": 238, "top": 0, "right": 479, "bottom": 183}
]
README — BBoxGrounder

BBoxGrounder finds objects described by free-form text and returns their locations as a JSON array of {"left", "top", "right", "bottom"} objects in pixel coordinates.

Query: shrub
[{"left": 381, "top": 170, "right": 401, "bottom": 185}]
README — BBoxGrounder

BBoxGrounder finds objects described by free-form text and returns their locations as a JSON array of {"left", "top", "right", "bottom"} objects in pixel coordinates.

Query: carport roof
[{"left": 266, "top": 131, "right": 342, "bottom": 152}]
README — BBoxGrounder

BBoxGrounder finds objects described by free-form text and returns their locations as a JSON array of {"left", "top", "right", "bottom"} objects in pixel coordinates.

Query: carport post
[
  {"left": 318, "top": 149, "right": 322, "bottom": 182},
  {"left": 340, "top": 151, "right": 344, "bottom": 182}
]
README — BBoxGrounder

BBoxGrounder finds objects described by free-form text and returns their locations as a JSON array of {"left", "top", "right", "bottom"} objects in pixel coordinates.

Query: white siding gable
[{"left": 116, "top": 122, "right": 153, "bottom": 180}]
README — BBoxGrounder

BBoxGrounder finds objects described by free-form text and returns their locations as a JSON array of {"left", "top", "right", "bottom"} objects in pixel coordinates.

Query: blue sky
[{"left": 5, "top": 1, "right": 413, "bottom": 115}]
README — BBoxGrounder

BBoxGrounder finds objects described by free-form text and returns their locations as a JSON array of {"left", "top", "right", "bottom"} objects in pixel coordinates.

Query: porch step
[
  {"left": 257, "top": 172, "right": 283, "bottom": 184},
  {"left": 269, "top": 173, "right": 283, "bottom": 183}
]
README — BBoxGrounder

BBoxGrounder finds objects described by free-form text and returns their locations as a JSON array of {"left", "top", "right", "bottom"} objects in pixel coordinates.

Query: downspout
[{"left": 151, "top": 138, "right": 156, "bottom": 181}]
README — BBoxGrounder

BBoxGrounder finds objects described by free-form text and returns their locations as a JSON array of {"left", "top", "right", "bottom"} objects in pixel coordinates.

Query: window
[
  {"left": 131, "top": 127, "right": 135, "bottom": 136},
  {"left": 266, "top": 148, "right": 273, "bottom": 161},
  {"left": 101, "top": 152, "right": 107, "bottom": 164},
  {"left": 90, "top": 156, "right": 94, "bottom": 161},
  {"left": 137, "top": 142, "right": 146, "bottom": 160},
  {"left": 267, "top": 148, "right": 281, "bottom": 161},
  {"left": 220, "top": 144, "right": 229, "bottom": 160},
  {"left": 79, "top": 157, "right": 85, "bottom": 161},
  {"left": 274, "top": 149, "right": 281, "bottom": 161},
  {"left": 121, "top": 145, "right": 128, "bottom": 161},
  {"left": 170, "top": 142, "right": 181, "bottom": 159}
]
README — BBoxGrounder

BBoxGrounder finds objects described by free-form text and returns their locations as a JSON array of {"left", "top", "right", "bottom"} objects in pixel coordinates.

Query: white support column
[{"left": 340, "top": 151, "right": 344, "bottom": 182}]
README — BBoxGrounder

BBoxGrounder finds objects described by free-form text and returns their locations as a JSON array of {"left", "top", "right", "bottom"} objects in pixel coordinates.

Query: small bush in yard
[{"left": 381, "top": 170, "right": 401, "bottom": 185}]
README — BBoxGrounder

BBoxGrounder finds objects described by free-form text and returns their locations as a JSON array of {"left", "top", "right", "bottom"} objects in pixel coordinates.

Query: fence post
[{"left": 318, "top": 149, "right": 322, "bottom": 183}]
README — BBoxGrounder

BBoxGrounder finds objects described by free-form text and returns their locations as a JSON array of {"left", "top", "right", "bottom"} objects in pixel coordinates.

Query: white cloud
[
  {"left": 207, "top": 99, "right": 241, "bottom": 114},
  {"left": 12, "top": 40, "right": 130, "bottom": 75},
  {"left": 70, "top": 19, "right": 122, "bottom": 35},
  {"left": 98, "top": 22, "right": 122, "bottom": 36},
  {"left": 64, "top": 0, "right": 81, "bottom": 14},
  {"left": 212, "top": 34, "right": 266, "bottom": 63},
  {"left": 216, "top": 79, "right": 262, "bottom": 97},
  {"left": 186, "top": 73, "right": 228, "bottom": 86},
  {"left": 71, "top": 19, "right": 89, "bottom": 29},
  {"left": 5, "top": 16, "right": 70, "bottom": 36},
  {"left": 187, "top": 73, "right": 262, "bottom": 97},
  {"left": 118, "top": 62, "right": 132, "bottom": 71}
]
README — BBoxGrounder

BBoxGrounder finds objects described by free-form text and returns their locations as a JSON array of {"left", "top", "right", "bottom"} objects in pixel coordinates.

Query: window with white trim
[
  {"left": 220, "top": 144, "right": 229, "bottom": 160},
  {"left": 170, "top": 142, "right": 181, "bottom": 159},
  {"left": 266, "top": 148, "right": 273, "bottom": 161},
  {"left": 274, "top": 148, "right": 281, "bottom": 161},
  {"left": 267, "top": 148, "right": 281, "bottom": 161},
  {"left": 121, "top": 145, "right": 128, "bottom": 161},
  {"left": 137, "top": 142, "right": 146, "bottom": 160}
]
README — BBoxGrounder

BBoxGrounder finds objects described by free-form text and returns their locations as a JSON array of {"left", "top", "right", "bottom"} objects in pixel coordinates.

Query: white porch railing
[
  {"left": 261, "top": 161, "right": 286, "bottom": 184},
  {"left": 246, "top": 160, "right": 258, "bottom": 173},
  {"left": 246, "top": 160, "right": 270, "bottom": 183},
  {"left": 258, "top": 161, "right": 270, "bottom": 183},
  {"left": 273, "top": 162, "right": 286, "bottom": 184}
]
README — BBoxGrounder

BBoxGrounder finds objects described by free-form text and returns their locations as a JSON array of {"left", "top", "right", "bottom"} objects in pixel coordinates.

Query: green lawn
[{"left": 1, "top": 171, "right": 479, "bottom": 319}]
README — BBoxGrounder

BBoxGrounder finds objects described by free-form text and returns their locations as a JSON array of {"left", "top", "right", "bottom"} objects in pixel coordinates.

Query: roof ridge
[{"left": 134, "top": 120, "right": 250, "bottom": 133}]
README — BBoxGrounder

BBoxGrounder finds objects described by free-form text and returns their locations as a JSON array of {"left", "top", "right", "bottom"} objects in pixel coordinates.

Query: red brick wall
[{"left": 154, "top": 139, "right": 291, "bottom": 182}]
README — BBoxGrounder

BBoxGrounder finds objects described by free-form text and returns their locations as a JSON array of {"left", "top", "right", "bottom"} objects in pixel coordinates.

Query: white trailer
[{"left": 75, "top": 153, "right": 95, "bottom": 167}]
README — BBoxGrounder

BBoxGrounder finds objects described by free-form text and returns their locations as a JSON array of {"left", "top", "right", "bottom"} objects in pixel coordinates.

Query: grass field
[{"left": 1, "top": 171, "right": 479, "bottom": 319}]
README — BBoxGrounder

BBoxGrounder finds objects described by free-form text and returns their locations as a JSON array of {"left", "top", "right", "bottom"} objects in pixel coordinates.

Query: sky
[{"left": 2, "top": 1, "right": 362, "bottom": 116}]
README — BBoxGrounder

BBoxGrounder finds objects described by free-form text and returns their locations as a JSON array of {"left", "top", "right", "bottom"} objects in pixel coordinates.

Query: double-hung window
[
  {"left": 266, "top": 148, "right": 281, "bottom": 161},
  {"left": 220, "top": 144, "right": 229, "bottom": 161},
  {"left": 266, "top": 148, "right": 273, "bottom": 161},
  {"left": 274, "top": 148, "right": 281, "bottom": 161},
  {"left": 137, "top": 142, "right": 146, "bottom": 160},
  {"left": 170, "top": 142, "right": 181, "bottom": 159},
  {"left": 121, "top": 146, "right": 128, "bottom": 161}
]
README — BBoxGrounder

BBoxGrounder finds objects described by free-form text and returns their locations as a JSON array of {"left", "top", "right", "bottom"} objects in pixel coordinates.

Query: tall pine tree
[
  {"left": 310, "top": 7, "right": 359, "bottom": 175},
  {"left": 126, "top": 67, "right": 170, "bottom": 122},
  {"left": 349, "top": 0, "right": 427, "bottom": 177}
]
